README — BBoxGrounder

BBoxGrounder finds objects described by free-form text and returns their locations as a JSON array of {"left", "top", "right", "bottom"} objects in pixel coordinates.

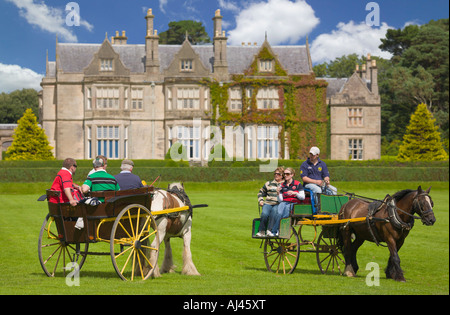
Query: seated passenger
[
  {"left": 81, "top": 155, "right": 120, "bottom": 202},
  {"left": 49, "top": 157, "right": 82, "bottom": 207},
  {"left": 114, "top": 159, "right": 144, "bottom": 190},
  {"left": 255, "top": 167, "right": 284, "bottom": 237},
  {"left": 300, "top": 146, "right": 337, "bottom": 205},
  {"left": 268, "top": 167, "right": 305, "bottom": 237}
]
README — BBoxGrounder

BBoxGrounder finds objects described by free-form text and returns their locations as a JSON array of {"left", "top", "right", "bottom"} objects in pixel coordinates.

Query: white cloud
[
  {"left": 218, "top": 0, "right": 240, "bottom": 13},
  {"left": 6, "top": 0, "right": 93, "bottom": 42},
  {"left": 310, "top": 21, "right": 393, "bottom": 64},
  {"left": 0, "top": 63, "right": 43, "bottom": 93},
  {"left": 159, "top": 0, "right": 169, "bottom": 14},
  {"left": 225, "top": 0, "right": 319, "bottom": 46}
]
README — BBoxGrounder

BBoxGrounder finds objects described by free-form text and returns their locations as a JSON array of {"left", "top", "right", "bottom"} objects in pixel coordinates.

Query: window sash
[
  {"left": 100, "top": 59, "right": 113, "bottom": 71},
  {"left": 96, "top": 126, "right": 120, "bottom": 159},
  {"left": 348, "top": 139, "right": 363, "bottom": 160},
  {"left": 169, "top": 126, "right": 200, "bottom": 160},
  {"left": 256, "top": 126, "right": 279, "bottom": 159}
]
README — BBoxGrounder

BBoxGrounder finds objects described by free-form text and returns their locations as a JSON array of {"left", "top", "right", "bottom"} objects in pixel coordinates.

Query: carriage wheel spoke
[
  {"left": 115, "top": 245, "right": 133, "bottom": 259},
  {"left": 43, "top": 244, "right": 62, "bottom": 265},
  {"left": 127, "top": 210, "right": 135, "bottom": 238},
  {"left": 118, "top": 221, "right": 133, "bottom": 240},
  {"left": 139, "top": 249, "right": 154, "bottom": 269},
  {"left": 120, "top": 247, "right": 135, "bottom": 275},
  {"left": 52, "top": 246, "right": 63, "bottom": 276},
  {"left": 139, "top": 229, "right": 157, "bottom": 243},
  {"left": 135, "top": 208, "right": 141, "bottom": 240},
  {"left": 136, "top": 249, "right": 144, "bottom": 280},
  {"left": 136, "top": 215, "right": 151, "bottom": 240},
  {"left": 140, "top": 244, "right": 158, "bottom": 251},
  {"left": 131, "top": 251, "right": 136, "bottom": 281},
  {"left": 269, "top": 253, "right": 281, "bottom": 270}
]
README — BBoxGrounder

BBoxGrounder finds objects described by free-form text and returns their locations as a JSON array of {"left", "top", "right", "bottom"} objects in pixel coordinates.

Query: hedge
[{"left": 0, "top": 165, "right": 447, "bottom": 182}]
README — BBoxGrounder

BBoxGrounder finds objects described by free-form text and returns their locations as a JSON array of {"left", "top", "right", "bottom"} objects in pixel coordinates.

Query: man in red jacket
[{"left": 49, "top": 158, "right": 82, "bottom": 206}]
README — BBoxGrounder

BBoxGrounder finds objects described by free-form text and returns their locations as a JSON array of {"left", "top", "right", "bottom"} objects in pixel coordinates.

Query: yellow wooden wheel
[
  {"left": 316, "top": 228, "right": 345, "bottom": 275},
  {"left": 38, "top": 215, "right": 88, "bottom": 277},
  {"left": 110, "top": 204, "right": 159, "bottom": 281},
  {"left": 263, "top": 228, "right": 300, "bottom": 274}
]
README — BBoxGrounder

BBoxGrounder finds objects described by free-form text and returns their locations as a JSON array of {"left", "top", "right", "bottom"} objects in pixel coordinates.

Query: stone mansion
[{"left": 39, "top": 9, "right": 381, "bottom": 163}]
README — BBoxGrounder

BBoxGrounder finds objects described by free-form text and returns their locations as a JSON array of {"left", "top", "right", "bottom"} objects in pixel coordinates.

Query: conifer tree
[
  {"left": 397, "top": 103, "right": 448, "bottom": 161},
  {"left": 5, "top": 108, "right": 54, "bottom": 160}
]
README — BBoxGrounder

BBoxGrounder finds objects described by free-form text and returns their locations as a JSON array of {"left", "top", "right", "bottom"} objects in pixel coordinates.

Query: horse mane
[{"left": 392, "top": 189, "right": 415, "bottom": 202}]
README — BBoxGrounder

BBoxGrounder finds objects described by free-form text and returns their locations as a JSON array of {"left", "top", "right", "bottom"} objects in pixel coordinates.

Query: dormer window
[
  {"left": 100, "top": 59, "right": 113, "bottom": 71},
  {"left": 181, "top": 59, "right": 193, "bottom": 72},
  {"left": 259, "top": 59, "right": 273, "bottom": 72}
]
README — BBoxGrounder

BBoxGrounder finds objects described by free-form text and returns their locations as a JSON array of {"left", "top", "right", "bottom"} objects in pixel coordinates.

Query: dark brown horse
[{"left": 339, "top": 186, "right": 436, "bottom": 282}]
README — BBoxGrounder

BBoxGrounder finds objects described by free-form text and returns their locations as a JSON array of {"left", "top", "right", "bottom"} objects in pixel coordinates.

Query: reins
[{"left": 342, "top": 189, "right": 426, "bottom": 222}]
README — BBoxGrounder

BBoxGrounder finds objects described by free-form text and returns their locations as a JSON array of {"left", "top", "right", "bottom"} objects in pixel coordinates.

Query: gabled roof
[{"left": 51, "top": 42, "right": 312, "bottom": 76}]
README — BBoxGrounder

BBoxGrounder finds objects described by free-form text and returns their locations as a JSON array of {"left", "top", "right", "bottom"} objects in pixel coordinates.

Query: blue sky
[{"left": 0, "top": 0, "right": 448, "bottom": 93}]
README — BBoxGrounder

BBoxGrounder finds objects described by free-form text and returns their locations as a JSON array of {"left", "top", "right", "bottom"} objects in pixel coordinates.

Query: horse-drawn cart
[
  {"left": 252, "top": 186, "right": 435, "bottom": 280},
  {"left": 38, "top": 187, "right": 189, "bottom": 281},
  {"left": 252, "top": 191, "right": 363, "bottom": 275}
]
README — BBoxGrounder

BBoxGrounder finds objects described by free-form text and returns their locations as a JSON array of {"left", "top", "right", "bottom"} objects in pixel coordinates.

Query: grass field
[{"left": 0, "top": 181, "right": 448, "bottom": 295}]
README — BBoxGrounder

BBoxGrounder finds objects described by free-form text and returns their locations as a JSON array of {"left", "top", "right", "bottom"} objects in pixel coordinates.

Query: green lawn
[{"left": 0, "top": 181, "right": 448, "bottom": 295}]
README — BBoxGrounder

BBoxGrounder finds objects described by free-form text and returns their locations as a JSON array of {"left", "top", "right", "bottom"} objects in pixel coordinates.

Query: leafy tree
[
  {"left": 380, "top": 19, "right": 449, "bottom": 148},
  {"left": 399, "top": 23, "right": 449, "bottom": 114},
  {"left": 397, "top": 103, "right": 448, "bottom": 161},
  {"left": 313, "top": 54, "right": 360, "bottom": 78},
  {"left": 379, "top": 24, "right": 420, "bottom": 60},
  {"left": 5, "top": 108, "right": 54, "bottom": 161},
  {"left": 159, "top": 20, "right": 211, "bottom": 45},
  {"left": 0, "top": 89, "right": 39, "bottom": 124}
]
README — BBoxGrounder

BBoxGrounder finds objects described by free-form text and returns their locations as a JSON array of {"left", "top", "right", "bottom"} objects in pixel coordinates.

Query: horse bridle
[
  {"left": 412, "top": 192, "right": 434, "bottom": 217},
  {"left": 392, "top": 192, "right": 434, "bottom": 224}
]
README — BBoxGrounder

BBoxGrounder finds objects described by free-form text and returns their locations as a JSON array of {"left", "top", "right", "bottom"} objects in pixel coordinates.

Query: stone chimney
[
  {"left": 370, "top": 58, "right": 378, "bottom": 95},
  {"left": 113, "top": 30, "right": 128, "bottom": 45},
  {"left": 212, "top": 9, "right": 228, "bottom": 80},
  {"left": 145, "top": 8, "right": 160, "bottom": 75}
]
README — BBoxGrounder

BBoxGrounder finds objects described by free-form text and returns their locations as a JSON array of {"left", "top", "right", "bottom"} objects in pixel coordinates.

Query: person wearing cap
[
  {"left": 81, "top": 155, "right": 120, "bottom": 201},
  {"left": 300, "top": 147, "right": 337, "bottom": 204},
  {"left": 114, "top": 159, "right": 144, "bottom": 190},
  {"left": 49, "top": 157, "right": 82, "bottom": 207}
]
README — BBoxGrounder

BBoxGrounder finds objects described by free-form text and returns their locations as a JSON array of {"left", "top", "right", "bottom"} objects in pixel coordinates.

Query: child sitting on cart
[{"left": 267, "top": 167, "right": 305, "bottom": 237}]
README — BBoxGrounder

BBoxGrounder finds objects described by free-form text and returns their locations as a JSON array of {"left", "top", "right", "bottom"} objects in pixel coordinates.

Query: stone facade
[
  {"left": 325, "top": 57, "right": 381, "bottom": 160},
  {"left": 0, "top": 124, "right": 15, "bottom": 160},
  {"left": 39, "top": 8, "right": 380, "bottom": 162}
]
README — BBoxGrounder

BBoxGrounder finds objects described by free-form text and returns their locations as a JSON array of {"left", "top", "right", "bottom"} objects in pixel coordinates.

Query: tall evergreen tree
[
  {"left": 159, "top": 20, "right": 211, "bottom": 45},
  {"left": 397, "top": 103, "right": 448, "bottom": 161},
  {"left": 5, "top": 108, "right": 54, "bottom": 160}
]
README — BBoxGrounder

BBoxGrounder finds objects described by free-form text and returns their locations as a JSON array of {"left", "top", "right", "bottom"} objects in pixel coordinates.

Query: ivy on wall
[{"left": 201, "top": 47, "right": 329, "bottom": 159}]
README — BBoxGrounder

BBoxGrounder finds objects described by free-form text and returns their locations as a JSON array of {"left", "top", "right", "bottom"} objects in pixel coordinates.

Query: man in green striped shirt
[{"left": 81, "top": 155, "right": 120, "bottom": 201}]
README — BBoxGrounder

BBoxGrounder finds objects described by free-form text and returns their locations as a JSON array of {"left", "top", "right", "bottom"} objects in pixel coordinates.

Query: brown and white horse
[{"left": 150, "top": 183, "right": 200, "bottom": 277}]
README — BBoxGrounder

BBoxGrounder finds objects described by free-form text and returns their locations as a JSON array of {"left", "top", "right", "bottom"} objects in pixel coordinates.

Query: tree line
[{"left": 314, "top": 18, "right": 449, "bottom": 154}]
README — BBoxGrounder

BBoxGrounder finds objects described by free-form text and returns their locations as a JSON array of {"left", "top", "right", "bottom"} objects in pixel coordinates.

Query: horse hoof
[
  {"left": 344, "top": 271, "right": 356, "bottom": 277},
  {"left": 182, "top": 269, "right": 201, "bottom": 276}
]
